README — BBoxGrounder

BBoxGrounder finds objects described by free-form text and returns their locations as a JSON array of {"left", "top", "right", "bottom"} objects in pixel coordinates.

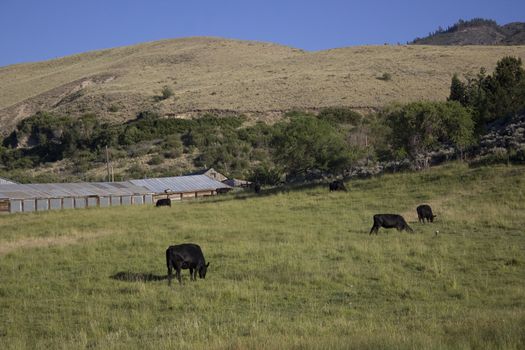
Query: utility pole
[
  {"left": 105, "top": 145, "right": 111, "bottom": 182},
  {"left": 365, "top": 135, "right": 369, "bottom": 166}
]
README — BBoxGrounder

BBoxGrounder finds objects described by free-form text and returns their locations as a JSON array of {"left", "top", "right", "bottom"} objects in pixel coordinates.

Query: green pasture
[{"left": 0, "top": 163, "right": 524, "bottom": 349}]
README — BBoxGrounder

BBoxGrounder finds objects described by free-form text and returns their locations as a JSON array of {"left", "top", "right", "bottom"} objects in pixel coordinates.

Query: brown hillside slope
[{"left": 1, "top": 37, "right": 525, "bottom": 134}]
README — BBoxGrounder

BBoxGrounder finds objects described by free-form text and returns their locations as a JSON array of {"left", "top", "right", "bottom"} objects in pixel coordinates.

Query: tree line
[{"left": 1, "top": 57, "right": 524, "bottom": 184}]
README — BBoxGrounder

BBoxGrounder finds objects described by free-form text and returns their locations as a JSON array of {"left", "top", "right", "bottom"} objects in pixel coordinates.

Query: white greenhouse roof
[
  {"left": 130, "top": 175, "right": 231, "bottom": 194},
  {"left": 0, "top": 177, "right": 17, "bottom": 185},
  {"left": 0, "top": 181, "right": 153, "bottom": 200}
]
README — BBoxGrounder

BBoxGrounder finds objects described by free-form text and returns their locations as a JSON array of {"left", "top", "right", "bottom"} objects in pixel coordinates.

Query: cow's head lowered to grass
[{"left": 198, "top": 262, "right": 210, "bottom": 279}]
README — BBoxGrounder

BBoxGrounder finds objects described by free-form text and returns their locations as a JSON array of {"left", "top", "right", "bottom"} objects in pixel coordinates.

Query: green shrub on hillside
[
  {"left": 383, "top": 101, "right": 474, "bottom": 163},
  {"left": 249, "top": 165, "right": 283, "bottom": 185},
  {"left": 272, "top": 115, "right": 354, "bottom": 176},
  {"left": 161, "top": 85, "right": 174, "bottom": 100},
  {"left": 148, "top": 154, "right": 164, "bottom": 166},
  {"left": 317, "top": 107, "right": 362, "bottom": 125}
]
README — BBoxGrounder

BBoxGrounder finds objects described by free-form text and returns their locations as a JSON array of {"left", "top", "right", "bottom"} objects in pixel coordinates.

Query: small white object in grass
[{"left": 435, "top": 230, "right": 439, "bottom": 235}]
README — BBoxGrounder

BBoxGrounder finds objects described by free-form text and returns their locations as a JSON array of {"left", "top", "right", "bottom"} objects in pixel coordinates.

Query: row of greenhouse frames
[{"left": 0, "top": 175, "right": 231, "bottom": 214}]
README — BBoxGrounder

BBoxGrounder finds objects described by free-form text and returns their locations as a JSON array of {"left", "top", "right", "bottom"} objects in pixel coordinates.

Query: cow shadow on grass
[{"left": 110, "top": 271, "right": 167, "bottom": 282}]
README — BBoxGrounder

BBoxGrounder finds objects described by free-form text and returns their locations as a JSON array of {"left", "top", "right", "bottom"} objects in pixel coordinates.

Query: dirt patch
[{"left": 0, "top": 230, "right": 112, "bottom": 256}]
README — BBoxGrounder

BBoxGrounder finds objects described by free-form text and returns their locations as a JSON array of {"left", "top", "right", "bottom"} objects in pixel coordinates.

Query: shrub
[
  {"left": 249, "top": 165, "right": 283, "bottom": 186},
  {"left": 127, "top": 163, "right": 148, "bottom": 179},
  {"left": 318, "top": 107, "right": 362, "bottom": 125},
  {"left": 272, "top": 115, "right": 354, "bottom": 176},
  {"left": 148, "top": 154, "right": 164, "bottom": 166},
  {"left": 160, "top": 85, "right": 174, "bottom": 100},
  {"left": 108, "top": 104, "right": 120, "bottom": 113},
  {"left": 377, "top": 72, "right": 392, "bottom": 81},
  {"left": 383, "top": 101, "right": 474, "bottom": 164}
]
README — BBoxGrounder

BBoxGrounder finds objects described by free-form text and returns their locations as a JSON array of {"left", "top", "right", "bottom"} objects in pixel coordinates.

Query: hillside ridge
[
  {"left": 1, "top": 36, "right": 525, "bottom": 134},
  {"left": 411, "top": 19, "right": 525, "bottom": 45}
]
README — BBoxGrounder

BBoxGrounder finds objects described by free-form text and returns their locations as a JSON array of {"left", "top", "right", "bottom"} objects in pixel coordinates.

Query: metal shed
[
  {"left": 0, "top": 181, "right": 153, "bottom": 214},
  {"left": 130, "top": 175, "right": 232, "bottom": 203},
  {"left": 188, "top": 168, "right": 228, "bottom": 182},
  {"left": 0, "top": 177, "right": 17, "bottom": 185}
]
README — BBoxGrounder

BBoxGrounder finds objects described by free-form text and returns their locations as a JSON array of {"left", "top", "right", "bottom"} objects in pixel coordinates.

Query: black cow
[
  {"left": 417, "top": 204, "right": 436, "bottom": 223},
  {"left": 329, "top": 180, "right": 347, "bottom": 192},
  {"left": 369, "top": 214, "right": 413, "bottom": 234},
  {"left": 156, "top": 198, "right": 171, "bottom": 207},
  {"left": 166, "top": 243, "right": 209, "bottom": 285},
  {"left": 253, "top": 182, "right": 261, "bottom": 194}
]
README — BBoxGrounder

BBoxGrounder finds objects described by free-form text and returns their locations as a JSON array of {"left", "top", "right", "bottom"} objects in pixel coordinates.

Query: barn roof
[
  {"left": 222, "top": 178, "right": 252, "bottom": 187},
  {"left": 0, "top": 181, "right": 153, "bottom": 200},
  {"left": 187, "top": 168, "right": 228, "bottom": 182},
  {"left": 130, "top": 175, "right": 231, "bottom": 194},
  {"left": 0, "top": 177, "right": 17, "bottom": 185}
]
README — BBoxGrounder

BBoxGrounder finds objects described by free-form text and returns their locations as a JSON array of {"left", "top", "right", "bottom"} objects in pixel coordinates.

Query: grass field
[{"left": 0, "top": 163, "right": 524, "bottom": 349}]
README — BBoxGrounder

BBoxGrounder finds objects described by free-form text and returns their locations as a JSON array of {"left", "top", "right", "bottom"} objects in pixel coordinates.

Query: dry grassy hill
[{"left": 1, "top": 37, "right": 525, "bottom": 134}]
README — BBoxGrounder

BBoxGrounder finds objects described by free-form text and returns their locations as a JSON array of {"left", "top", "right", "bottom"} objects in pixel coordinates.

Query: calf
[
  {"left": 166, "top": 243, "right": 209, "bottom": 285},
  {"left": 417, "top": 204, "right": 436, "bottom": 223},
  {"left": 156, "top": 198, "right": 171, "bottom": 207},
  {"left": 369, "top": 214, "right": 413, "bottom": 234},
  {"left": 329, "top": 180, "right": 347, "bottom": 192}
]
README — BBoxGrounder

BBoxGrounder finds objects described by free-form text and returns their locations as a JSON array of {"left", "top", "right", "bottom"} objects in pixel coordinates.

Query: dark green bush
[
  {"left": 161, "top": 86, "right": 174, "bottom": 100},
  {"left": 382, "top": 101, "right": 474, "bottom": 162},
  {"left": 249, "top": 165, "right": 283, "bottom": 185},
  {"left": 318, "top": 107, "right": 362, "bottom": 125},
  {"left": 148, "top": 154, "right": 164, "bottom": 166},
  {"left": 108, "top": 104, "right": 120, "bottom": 113},
  {"left": 272, "top": 115, "right": 354, "bottom": 176}
]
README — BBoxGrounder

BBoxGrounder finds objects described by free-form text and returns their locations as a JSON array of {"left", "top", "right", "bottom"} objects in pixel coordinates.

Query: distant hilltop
[
  {"left": 1, "top": 37, "right": 525, "bottom": 135},
  {"left": 410, "top": 18, "right": 525, "bottom": 45}
]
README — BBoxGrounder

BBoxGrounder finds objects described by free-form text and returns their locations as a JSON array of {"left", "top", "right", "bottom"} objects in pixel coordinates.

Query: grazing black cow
[
  {"left": 156, "top": 198, "right": 171, "bottom": 207},
  {"left": 166, "top": 243, "right": 209, "bottom": 285},
  {"left": 329, "top": 180, "right": 347, "bottom": 192},
  {"left": 369, "top": 214, "right": 413, "bottom": 234},
  {"left": 417, "top": 204, "right": 436, "bottom": 223}
]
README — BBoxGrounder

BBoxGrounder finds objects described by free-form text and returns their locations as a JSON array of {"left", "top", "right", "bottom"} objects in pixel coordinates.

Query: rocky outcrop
[
  {"left": 345, "top": 114, "right": 525, "bottom": 179},
  {"left": 478, "top": 115, "right": 525, "bottom": 153},
  {"left": 472, "top": 115, "right": 525, "bottom": 164}
]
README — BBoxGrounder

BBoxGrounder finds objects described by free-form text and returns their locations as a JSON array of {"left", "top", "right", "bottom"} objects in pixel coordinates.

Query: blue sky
[{"left": 0, "top": 0, "right": 524, "bottom": 67}]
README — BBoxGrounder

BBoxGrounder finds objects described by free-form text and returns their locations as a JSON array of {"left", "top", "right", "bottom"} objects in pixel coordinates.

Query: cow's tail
[{"left": 166, "top": 248, "right": 173, "bottom": 285}]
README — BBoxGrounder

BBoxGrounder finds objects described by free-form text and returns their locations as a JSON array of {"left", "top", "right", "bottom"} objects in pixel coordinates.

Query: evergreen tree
[
  {"left": 448, "top": 73, "right": 467, "bottom": 105},
  {"left": 486, "top": 56, "right": 525, "bottom": 118}
]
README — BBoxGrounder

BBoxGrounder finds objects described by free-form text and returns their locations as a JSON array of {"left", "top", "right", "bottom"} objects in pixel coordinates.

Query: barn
[
  {"left": 222, "top": 178, "right": 252, "bottom": 188},
  {"left": 0, "top": 181, "right": 154, "bottom": 214},
  {"left": 130, "top": 174, "right": 232, "bottom": 203},
  {"left": 0, "top": 177, "right": 17, "bottom": 185},
  {"left": 188, "top": 168, "right": 228, "bottom": 182}
]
